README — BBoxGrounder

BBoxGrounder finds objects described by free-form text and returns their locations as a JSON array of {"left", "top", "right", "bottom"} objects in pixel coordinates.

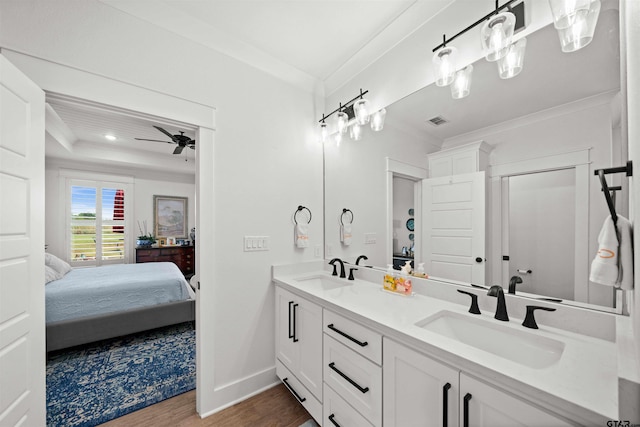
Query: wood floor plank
[{"left": 100, "top": 384, "right": 313, "bottom": 427}]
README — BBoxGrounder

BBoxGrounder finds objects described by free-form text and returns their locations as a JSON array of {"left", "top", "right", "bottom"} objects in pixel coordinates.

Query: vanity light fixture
[
  {"left": 497, "top": 37, "right": 527, "bottom": 79},
  {"left": 317, "top": 88, "right": 384, "bottom": 144},
  {"left": 552, "top": 0, "right": 601, "bottom": 53},
  {"left": 433, "top": 44, "right": 458, "bottom": 87},
  {"left": 480, "top": 11, "right": 516, "bottom": 62},
  {"left": 548, "top": 0, "right": 592, "bottom": 30},
  {"left": 450, "top": 65, "right": 474, "bottom": 99}
]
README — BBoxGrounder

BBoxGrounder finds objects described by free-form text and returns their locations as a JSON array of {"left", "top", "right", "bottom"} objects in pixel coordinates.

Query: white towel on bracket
[
  {"left": 589, "top": 215, "right": 634, "bottom": 290},
  {"left": 295, "top": 223, "right": 309, "bottom": 248},
  {"left": 340, "top": 223, "right": 352, "bottom": 246}
]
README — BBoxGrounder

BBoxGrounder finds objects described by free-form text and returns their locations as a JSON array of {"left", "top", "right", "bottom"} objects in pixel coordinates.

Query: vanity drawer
[
  {"left": 323, "top": 310, "right": 382, "bottom": 365},
  {"left": 276, "top": 360, "right": 322, "bottom": 425},
  {"left": 323, "top": 383, "right": 374, "bottom": 427},
  {"left": 323, "top": 335, "right": 382, "bottom": 426}
]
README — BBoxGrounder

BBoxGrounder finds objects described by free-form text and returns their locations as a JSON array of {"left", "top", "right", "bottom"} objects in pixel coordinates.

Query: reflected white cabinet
[
  {"left": 275, "top": 286, "right": 323, "bottom": 406},
  {"left": 428, "top": 141, "right": 492, "bottom": 178},
  {"left": 460, "top": 374, "right": 573, "bottom": 427},
  {"left": 383, "top": 339, "right": 459, "bottom": 427}
]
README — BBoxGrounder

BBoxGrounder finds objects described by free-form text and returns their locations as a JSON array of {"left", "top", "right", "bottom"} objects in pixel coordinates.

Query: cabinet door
[
  {"left": 296, "top": 294, "right": 323, "bottom": 400},
  {"left": 460, "top": 374, "right": 573, "bottom": 427},
  {"left": 275, "top": 287, "right": 299, "bottom": 371},
  {"left": 383, "top": 339, "right": 459, "bottom": 427}
]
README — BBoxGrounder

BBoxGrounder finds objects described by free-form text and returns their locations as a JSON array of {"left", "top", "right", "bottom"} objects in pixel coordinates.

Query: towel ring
[
  {"left": 340, "top": 208, "right": 354, "bottom": 225},
  {"left": 294, "top": 205, "right": 312, "bottom": 224}
]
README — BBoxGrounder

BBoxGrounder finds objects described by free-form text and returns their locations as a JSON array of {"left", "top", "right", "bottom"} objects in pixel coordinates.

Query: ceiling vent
[{"left": 427, "top": 116, "right": 449, "bottom": 126}]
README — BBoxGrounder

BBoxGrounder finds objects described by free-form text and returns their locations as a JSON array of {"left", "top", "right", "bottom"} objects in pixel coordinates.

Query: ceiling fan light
[
  {"left": 480, "top": 11, "right": 516, "bottom": 62},
  {"left": 548, "top": 0, "right": 592, "bottom": 29},
  {"left": 497, "top": 38, "right": 527, "bottom": 79},
  {"left": 336, "top": 111, "right": 349, "bottom": 135},
  {"left": 555, "top": 0, "right": 600, "bottom": 52},
  {"left": 450, "top": 65, "right": 473, "bottom": 99},
  {"left": 352, "top": 98, "right": 371, "bottom": 125},
  {"left": 433, "top": 46, "right": 458, "bottom": 87},
  {"left": 370, "top": 108, "right": 387, "bottom": 132}
]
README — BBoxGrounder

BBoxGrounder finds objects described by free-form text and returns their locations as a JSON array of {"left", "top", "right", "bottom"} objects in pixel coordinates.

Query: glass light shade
[
  {"left": 480, "top": 12, "right": 516, "bottom": 62},
  {"left": 450, "top": 65, "right": 473, "bottom": 99},
  {"left": 320, "top": 122, "right": 328, "bottom": 142},
  {"left": 555, "top": 0, "right": 600, "bottom": 52},
  {"left": 349, "top": 123, "right": 362, "bottom": 140},
  {"left": 548, "top": 0, "right": 591, "bottom": 29},
  {"left": 352, "top": 98, "right": 371, "bottom": 125},
  {"left": 335, "top": 111, "right": 349, "bottom": 134},
  {"left": 432, "top": 46, "right": 457, "bottom": 87},
  {"left": 497, "top": 38, "right": 527, "bottom": 79},
  {"left": 335, "top": 132, "right": 343, "bottom": 147},
  {"left": 370, "top": 108, "right": 387, "bottom": 132}
]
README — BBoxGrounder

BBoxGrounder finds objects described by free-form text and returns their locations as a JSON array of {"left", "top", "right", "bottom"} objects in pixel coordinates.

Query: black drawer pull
[
  {"left": 288, "top": 301, "right": 294, "bottom": 339},
  {"left": 328, "top": 414, "right": 341, "bottom": 427},
  {"left": 328, "top": 362, "right": 369, "bottom": 394},
  {"left": 282, "top": 377, "right": 306, "bottom": 403},
  {"left": 327, "top": 324, "right": 368, "bottom": 347},
  {"left": 292, "top": 303, "right": 299, "bottom": 342},
  {"left": 463, "top": 393, "right": 472, "bottom": 427},
  {"left": 443, "top": 382, "right": 451, "bottom": 427}
]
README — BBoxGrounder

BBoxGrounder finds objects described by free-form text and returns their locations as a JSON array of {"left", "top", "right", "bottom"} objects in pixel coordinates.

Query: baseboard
[{"left": 198, "top": 365, "right": 279, "bottom": 419}]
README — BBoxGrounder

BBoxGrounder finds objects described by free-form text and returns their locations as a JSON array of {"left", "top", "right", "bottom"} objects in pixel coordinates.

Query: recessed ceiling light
[{"left": 105, "top": 134, "right": 117, "bottom": 141}]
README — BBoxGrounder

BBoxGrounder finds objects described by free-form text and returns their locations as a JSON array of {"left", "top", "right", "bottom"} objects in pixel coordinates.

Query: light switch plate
[
  {"left": 244, "top": 236, "right": 270, "bottom": 251},
  {"left": 365, "top": 233, "right": 377, "bottom": 244}
]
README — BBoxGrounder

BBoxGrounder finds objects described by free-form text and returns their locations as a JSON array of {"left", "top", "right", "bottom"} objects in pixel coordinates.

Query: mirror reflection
[{"left": 324, "top": 3, "right": 623, "bottom": 311}]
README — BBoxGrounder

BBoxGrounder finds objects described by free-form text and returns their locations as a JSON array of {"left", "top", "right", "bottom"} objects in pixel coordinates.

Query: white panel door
[
  {"left": 422, "top": 172, "right": 485, "bottom": 285},
  {"left": 0, "top": 54, "right": 46, "bottom": 426}
]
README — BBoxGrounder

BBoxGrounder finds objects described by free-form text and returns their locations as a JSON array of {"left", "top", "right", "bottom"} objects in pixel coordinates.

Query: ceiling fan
[{"left": 135, "top": 126, "right": 195, "bottom": 154}]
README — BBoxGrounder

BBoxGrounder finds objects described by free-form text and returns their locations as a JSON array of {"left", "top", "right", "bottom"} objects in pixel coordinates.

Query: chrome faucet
[
  {"left": 487, "top": 285, "right": 509, "bottom": 321},
  {"left": 329, "top": 258, "right": 346, "bottom": 278},
  {"left": 508, "top": 275, "right": 523, "bottom": 294}
]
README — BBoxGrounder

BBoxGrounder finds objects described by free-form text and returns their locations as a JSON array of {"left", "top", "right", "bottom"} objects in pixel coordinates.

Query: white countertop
[{"left": 273, "top": 262, "right": 621, "bottom": 425}]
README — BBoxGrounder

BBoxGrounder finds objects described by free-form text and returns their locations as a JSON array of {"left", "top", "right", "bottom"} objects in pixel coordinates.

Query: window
[{"left": 67, "top": 178, "right": 131, "bottom": 266}]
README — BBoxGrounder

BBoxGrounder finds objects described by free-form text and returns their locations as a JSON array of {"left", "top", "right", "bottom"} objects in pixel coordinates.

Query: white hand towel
[
  {"left": 340, "top": 224, "right": 352, "bottom": 246},
  {"left": 295, "top": 223, "right": 309, "bottom": 248},
  {"left": 616, "top": 215, "right": 634, "bottom": 290},
  {"left": 589, "top": 215, "right": 634, "bottom": 290}
]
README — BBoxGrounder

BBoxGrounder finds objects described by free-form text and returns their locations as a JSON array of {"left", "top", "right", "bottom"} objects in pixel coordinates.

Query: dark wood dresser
[{"left": 135, "top": 246, "right": 194, "bottom": 277}]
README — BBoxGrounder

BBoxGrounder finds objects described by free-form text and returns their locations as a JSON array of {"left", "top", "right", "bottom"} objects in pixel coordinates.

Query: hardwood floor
[{"left": 100, "top": 384, "right": 313, "bottom": 427}]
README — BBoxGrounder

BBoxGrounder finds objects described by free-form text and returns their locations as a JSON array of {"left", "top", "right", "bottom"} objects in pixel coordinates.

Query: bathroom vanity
[{"left": 273, "top": 261, "right": 634, "bottom": 426}]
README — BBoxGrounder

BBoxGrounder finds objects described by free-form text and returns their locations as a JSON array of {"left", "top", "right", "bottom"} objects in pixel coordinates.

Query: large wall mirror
[{"left": 324, "top": 1, "right": 625, "bottom": 312}]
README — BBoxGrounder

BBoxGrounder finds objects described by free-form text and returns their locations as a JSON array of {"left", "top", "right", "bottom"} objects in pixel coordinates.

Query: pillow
[
  {"left": 45, "top": 265, "right": 63, "bottom": 284},
  {"left": 45, "top": 253, "right": 72, "bottom": 276}
]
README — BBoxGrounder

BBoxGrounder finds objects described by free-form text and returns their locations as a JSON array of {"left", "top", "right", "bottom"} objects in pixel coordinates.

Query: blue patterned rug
[{"left": 46, "top": 322, "right": 195, "bottom": 427}]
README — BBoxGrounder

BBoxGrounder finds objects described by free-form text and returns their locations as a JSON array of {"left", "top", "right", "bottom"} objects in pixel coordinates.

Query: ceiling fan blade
[
  {"left": 134, "top": 138, "right": 174, "bottom": 144},
  {"left": 153, "top": 126, "right": 177, "bottom": 141},
  {"left": 173, "top": 145, "right": 185, "bottom": 154}
]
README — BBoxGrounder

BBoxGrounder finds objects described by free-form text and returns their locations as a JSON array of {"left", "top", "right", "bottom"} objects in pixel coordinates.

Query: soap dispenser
[
  {"left": 413, "top": 262, "right": 428, "bottom": 278},
  {"left": 396, "top": 262, "right": 413, "bottom": 295}
]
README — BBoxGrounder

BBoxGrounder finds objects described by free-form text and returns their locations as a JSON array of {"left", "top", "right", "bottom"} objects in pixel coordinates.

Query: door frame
[
  {"left": 1, "top": 49, "right": 217, "bottom": 415},
  {"left": 489, "top": 149, "right": 593, "bottom": 307}
]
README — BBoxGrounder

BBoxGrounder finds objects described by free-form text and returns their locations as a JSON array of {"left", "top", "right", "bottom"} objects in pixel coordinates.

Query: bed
[{"left": 45, "top": 258, "right": 195, "bottom": 352}]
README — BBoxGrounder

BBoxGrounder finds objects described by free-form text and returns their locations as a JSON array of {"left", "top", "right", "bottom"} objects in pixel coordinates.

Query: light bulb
[
  {"left": 336, "top": 111, "right": 349, "bottom": 135},
  {"left": 350, "top": 123, "right": 362, "bottom": 140},
  {"left": 432, "top": 46, "right": 457, "bottom": 87},
  {"left": 450, "top": 65, "right": 473, "bottom": 99},
  {"left": 320, "top": 122, "right": 328, "bottom": 142},
  {"left": 352, "top": 98, "right": 371, "bottom": 125},
  {"left": 497, "top": 38, "right": 527, "bottom": 79},
  {"left": 370, "top": 108, "right": 387, "bottom": 132},
  {"left": 480, "top": 12, "right": 516, "bottom": 62},
  {"left": 335, "top": 132, "right": 343, "bottom": 147}
]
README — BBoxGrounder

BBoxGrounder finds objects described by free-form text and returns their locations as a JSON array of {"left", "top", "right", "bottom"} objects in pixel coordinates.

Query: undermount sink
[
  {"left": 415, "top": 310, "right": 565, "bottom": 369},
  {"left": 295, "top": 275, "right": 352, "bottom": 291}
]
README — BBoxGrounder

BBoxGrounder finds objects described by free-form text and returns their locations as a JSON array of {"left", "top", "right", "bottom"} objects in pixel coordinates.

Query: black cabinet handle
[
  {"left": 443, "top": 382, "right": 451, "bottom": 427},
  {"left": 463, "top": 393, "right": 472, "bottom": 427},
  {"left": 328, "top": 414, "right": 341, "bottom": 427},
  {"left": 328, "top": 362, "right": 369, "bottom": 393},
  {"left": 288, "top": 301, "right": 294, "bottom": 339},
  {"left": 282, "top": 377, "right": 306, "bottom": 403},
  {"left": 292, "top": 303, "right": 299, "bottom": 342},
  {"left": 327, "top": 324, "right": 368, "bottom": 347}
]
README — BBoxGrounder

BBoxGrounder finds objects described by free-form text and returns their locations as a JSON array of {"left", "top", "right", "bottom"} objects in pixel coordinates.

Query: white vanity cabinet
[
  {"left": 384, "top": 338, "right": 575, "bottom": 427},
  {"left": 275, "top": 286, "right": 323, "bottom": 421},
  {"left": 427, "top": 141, "right": 491, "bottom": 178}
]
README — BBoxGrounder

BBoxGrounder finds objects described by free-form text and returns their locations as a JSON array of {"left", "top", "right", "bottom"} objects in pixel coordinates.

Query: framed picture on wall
[{"left": 154, "top": 195, "right": 188, "bottom": 238}]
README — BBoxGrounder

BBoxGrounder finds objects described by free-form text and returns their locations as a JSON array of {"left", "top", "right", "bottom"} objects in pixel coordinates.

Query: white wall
[{"left": 0, "top": 0, "right": 322, "bottom": 414}]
